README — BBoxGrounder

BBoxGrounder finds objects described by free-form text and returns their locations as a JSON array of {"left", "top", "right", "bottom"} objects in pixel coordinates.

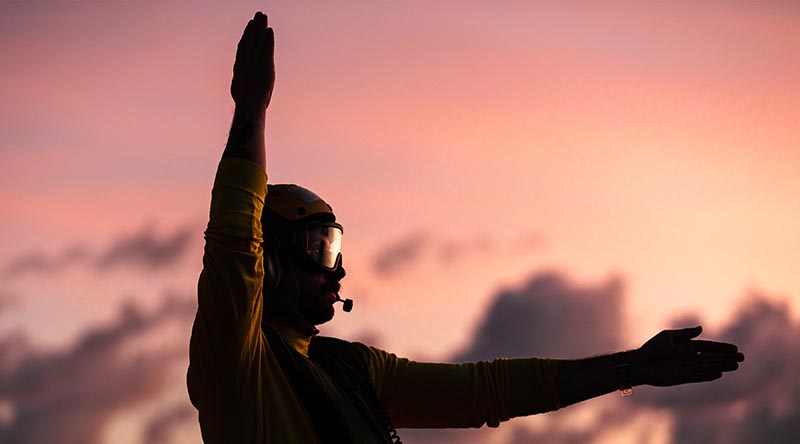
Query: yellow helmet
[
  {"left": 264, "top": 184, "right": 336, "bottom": 223},
  {"left": 263, "top": 184, "right": 343, "bottom": 272}
]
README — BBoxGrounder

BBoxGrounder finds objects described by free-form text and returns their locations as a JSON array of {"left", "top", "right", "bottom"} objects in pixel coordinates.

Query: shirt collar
[{"left": 265, "top": 321, "right": 313, "bottom": 357}]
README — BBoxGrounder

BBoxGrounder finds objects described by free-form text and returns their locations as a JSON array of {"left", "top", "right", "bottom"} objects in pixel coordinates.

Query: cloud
[
  {"left": 372, "top": 232, "right": 431, "bottom": 277},
  {"left": 510, "top": 403, "right": 634, "bottom": 444},
  {"left": 1, "top": 224, "right": 197, "bottom": 279},
  {"left": 437, "top": 234, "right": 495, "bottom": 266},
  {"left": 0, "top": 291, "right": 17, "bottom": 319},
  {"left": 0, "top": 245, "right": 90, "bottom": 278},
  {"left": 453, "top": 271, "right": 625, "bottom": 362},
  {"left": 397, "top": 271, "right": 626, "bottom": 444},
  {"left": 632, "top": 292, "right": 800, "bottom": 444},
  {"left": 94, "top": 225, "right": 195, "bottom": 271},
  {"left": 0, "top": 293, "right": 195, "bottom": 444},
  {"left": 143, "top": 404, "right": 196, "bottom": 444},
  {"left": 508, "top": 290, "right": 800, "bottom": 444},
  {"left": 371, "top": 230, "right": 544, "bottom": 277}
]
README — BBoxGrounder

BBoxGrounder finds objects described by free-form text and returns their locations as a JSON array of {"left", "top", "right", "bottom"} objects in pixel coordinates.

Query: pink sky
[{"left": 1, "top": 2, "right": 799, "bottom": 443}]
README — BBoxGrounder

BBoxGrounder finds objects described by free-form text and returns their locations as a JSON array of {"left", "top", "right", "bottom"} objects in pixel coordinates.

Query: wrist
[
  {"left": 234, "top": 102, "right": 268, "bottom": 119},
  {"left": 611, "top": 350, "right": 643, "bottom": 397},
  {"left": 620, "top": 349, "right": 643, "bottom": 386}
]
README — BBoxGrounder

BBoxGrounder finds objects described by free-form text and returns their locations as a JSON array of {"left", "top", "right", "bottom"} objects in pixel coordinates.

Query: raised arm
[
  {"left": 188, "top": 12, "right": 277, "bottom": 440},
  {"left": 223, "top": 11, "right": 275, "bottom": 169},
  {"left": 556, "top": 326, "right": 745, "bottom": 406}
]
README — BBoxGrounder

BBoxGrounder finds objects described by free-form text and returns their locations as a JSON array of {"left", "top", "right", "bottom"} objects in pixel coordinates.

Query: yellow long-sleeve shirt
[{"left": 188, "top": 158, "right": 564, "bottom": 443}]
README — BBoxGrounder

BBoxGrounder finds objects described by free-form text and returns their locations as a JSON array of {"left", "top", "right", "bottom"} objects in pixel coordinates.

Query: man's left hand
[{"left": 633, "top": 326, "right": 744, "bottom": 387}]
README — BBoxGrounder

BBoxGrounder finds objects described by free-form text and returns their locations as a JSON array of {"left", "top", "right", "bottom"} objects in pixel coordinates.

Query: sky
[{"left": 1, "top": 1, "right": 799, "bottom": 443}]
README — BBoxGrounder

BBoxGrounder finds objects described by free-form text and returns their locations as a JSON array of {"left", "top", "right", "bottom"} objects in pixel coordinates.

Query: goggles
[{"left": 289, "top": 221, "right": 343, "bottom": 272}]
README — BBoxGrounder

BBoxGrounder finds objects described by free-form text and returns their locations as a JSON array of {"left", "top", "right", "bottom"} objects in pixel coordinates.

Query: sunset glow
[{"left": 1, "top": 2, "right": 799, "bottom": 443}]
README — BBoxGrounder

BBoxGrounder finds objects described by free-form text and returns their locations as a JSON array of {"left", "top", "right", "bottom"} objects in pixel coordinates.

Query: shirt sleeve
[
  {"left": 187, "top": 158, "right": 269, "bottom": 438},
  {"left": 355, "top": 344, "right": 564, "bottom": 429}
]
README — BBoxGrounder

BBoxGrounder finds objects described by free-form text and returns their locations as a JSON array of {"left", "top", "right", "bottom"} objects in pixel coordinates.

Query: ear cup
[{"left": 263, "top": 237, "right": 282, "bottom": 295}]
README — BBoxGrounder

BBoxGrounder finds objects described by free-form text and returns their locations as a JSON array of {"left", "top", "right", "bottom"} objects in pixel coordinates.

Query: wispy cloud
[
  {"left": 372, "top": 232, "right": 431, "bottom": 277},
  {"left": 0, "top": 246, "right": 90, "bottom": 278},
  {"left": 371, "top": 230, "right": 544, "bottom": 277},
  {"left": 93, "top": 225, "right": 195, "bottom": 271},
  {"left": 1, "top": 224, "right": 197, "bottom": 279}
]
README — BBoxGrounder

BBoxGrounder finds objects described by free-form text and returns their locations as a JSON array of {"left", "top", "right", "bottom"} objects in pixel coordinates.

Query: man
[{"left": 188, "top": 12, "right": 745, "bottom": 443}]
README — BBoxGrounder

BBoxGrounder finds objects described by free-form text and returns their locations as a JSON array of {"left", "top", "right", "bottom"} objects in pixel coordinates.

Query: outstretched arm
[
  {"left": 223, "top": 11, "right": 275, "bottom": 169},
  {"left": 556, "top": 326, "right": 745, "bottom": 407}
]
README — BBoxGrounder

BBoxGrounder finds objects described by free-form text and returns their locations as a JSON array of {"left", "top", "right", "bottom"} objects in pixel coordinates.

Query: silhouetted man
[{"left": 188, "top": 12, "right": 745, "bottom": 443}]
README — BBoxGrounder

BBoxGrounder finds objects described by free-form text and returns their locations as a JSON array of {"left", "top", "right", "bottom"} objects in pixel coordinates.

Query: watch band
[{"left": 613, "top": 363, "right": 633, "bottom": 397}]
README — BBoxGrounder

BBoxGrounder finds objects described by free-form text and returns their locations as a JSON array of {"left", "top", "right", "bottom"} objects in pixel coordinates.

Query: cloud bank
[
  {"left": 407, "top": 274, "right": 800, "bottom": 444},
  {"left": 0, "top": 294, "right": 196, "bottom": 444},
  {"left": 1, "top": 266, "right": 797, "bottom": 444}
]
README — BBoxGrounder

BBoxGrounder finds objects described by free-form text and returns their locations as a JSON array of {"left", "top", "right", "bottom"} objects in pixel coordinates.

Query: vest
[{"left": 264, "top": 327, "right": 401, "bottom": 443}]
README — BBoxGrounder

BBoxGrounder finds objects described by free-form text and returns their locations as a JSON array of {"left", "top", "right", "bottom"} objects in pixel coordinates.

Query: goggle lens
[{"left": 303, "top": 224, "right": 343, "bottom": 271}]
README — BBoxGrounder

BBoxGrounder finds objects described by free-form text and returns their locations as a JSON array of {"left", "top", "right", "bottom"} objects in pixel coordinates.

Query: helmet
[
  {"left": 263, "top": 184, "right": 343, "bottom": 272},
  {"left": 264, "top": 184, "right": 336, "bottom": 224}
]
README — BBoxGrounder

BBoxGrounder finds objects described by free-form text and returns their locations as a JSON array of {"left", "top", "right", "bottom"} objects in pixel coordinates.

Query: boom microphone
[{"left": 334, "top": 293, "right": 353, "bottom": 312}]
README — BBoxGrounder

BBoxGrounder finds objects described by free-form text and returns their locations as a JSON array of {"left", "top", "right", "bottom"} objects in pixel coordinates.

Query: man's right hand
[{"left": 231, "top": 12, "right": 275, "bottom": 112}]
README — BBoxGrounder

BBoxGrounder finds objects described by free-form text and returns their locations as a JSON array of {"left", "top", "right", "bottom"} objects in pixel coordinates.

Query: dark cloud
[
  {"left": 94, "top": 225, "right": 195, "bottom": 271},
  {"left": 453, "top": 271, "right": 625, "bottom": 362},
  {"left": 378, "top": 269, "right": 800, "bottom": 444},
  {"left": 508, "top": 291, "right": 800, "bottom": 444},
  {"left": 0, "top": 293, "right": 195, "bottom": 444},
  {"left": 633, "top": 292, "right": 800, "bottom": 444},
  {"left": 372, "top": 232, "right": 431, "bottom": 277},
  {"left": 399, "top": 271, "right": 625, "bottom": 444},
  {"left": 1, "top": 245, "right": 90, "bottom": 278},
  {"left": 1, "top": 224, "right": 197, "bottom": 279}
]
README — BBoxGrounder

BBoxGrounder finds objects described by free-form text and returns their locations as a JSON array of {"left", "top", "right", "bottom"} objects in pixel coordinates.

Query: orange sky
[{"left": 1, "top": 2, "right": 799, "bottom": 443}]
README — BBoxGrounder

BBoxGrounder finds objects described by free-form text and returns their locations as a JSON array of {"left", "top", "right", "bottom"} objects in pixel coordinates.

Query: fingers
[
  {"left": 680, "top": 352, "right": 742, "bottom": 378},
  {"left": 253, "top": 12, "right": 266, "bottom": 51},
  {"left": 237, "top": 12, "right": 270, "bottom": 58},
  {"left": 699, "top": 351, "right": 745, "bottom": 363},
  {"left": 675, "top": 340, "right": 740, "bottom": 356},
  {"left": 237, "top": 19, "right": 255, "bottom": 55},
  {"left": 667, "top": 325, "right": 703, "bottom": 342},
  {"left": 693, "top": 340, "right": 740, "bottom": 354},
  {"left": 698, "top": 353, "right": 743, "bottom": 375},
  {"left": 261, "top": 28, "right": 275, "bottom": 76}
]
